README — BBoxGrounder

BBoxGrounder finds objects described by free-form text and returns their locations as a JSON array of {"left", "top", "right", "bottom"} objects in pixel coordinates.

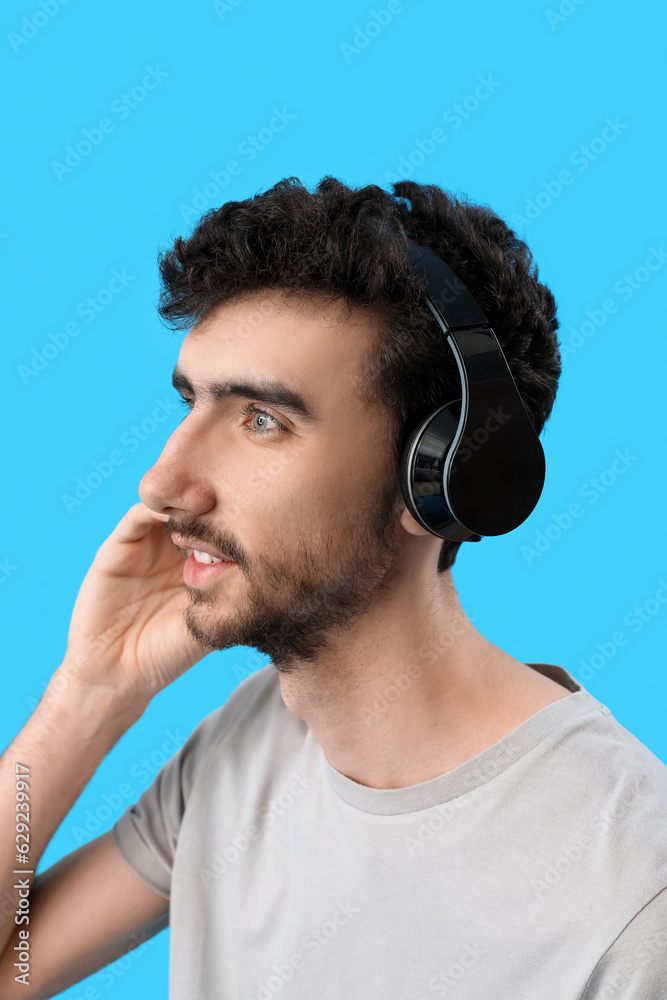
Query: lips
[{"left": 171, "top": 533, "right": 235, "bottom": 562}]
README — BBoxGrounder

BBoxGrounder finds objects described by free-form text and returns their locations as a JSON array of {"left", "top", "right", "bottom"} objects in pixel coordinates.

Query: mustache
[{"left": 162, "top": 516, "right": 248, "bottom": 570}]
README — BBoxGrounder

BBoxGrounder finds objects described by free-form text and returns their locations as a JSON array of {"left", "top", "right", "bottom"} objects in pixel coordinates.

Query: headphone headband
[{"left": 405, "top": 239, "right": 488, "bottom": 329}]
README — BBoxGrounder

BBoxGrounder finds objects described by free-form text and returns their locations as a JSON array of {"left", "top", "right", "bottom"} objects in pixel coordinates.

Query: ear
[{"left": 399, "top": 503, "right": 433, "bottom": 537}]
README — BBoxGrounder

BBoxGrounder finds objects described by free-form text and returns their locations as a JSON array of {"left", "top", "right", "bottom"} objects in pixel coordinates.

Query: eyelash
[
  {"left": 177, "top": 397, "right": 286, "bottom": 437},
  {"left": 238, "top": 402, "right": 286, "bottom": 436}
]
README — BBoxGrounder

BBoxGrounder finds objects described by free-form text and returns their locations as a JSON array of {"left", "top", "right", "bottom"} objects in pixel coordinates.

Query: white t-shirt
[{"left": 112, "top": 661, "right": 667, "bottom": 999}]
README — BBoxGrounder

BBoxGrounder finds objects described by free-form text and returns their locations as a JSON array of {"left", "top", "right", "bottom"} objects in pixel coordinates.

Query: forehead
[{"left": 179, "top": 289, "right": 382, "bottom": 410}]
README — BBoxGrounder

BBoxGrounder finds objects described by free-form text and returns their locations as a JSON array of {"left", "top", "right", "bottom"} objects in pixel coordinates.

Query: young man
[{"left": 1, "top": 177, "right": 666, "bottom": 999}]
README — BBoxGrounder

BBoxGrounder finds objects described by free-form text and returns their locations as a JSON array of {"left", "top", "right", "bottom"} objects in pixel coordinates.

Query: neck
[{"left": 275, "top": 554, "right": 570, "bottom": 790}]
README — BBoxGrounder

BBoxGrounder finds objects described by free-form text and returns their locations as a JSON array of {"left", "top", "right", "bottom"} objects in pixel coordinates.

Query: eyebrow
[{"left": 171, "top": 366, "right": 319, "bottom": 423}]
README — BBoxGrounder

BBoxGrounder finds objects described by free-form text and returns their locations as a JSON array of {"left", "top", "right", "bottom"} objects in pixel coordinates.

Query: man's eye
[
  {"left": 239, "top": 403, "right": 287, "bottom": 436},
  {"left": 177, "top": 396, "right": 193, "bottom": 420}
]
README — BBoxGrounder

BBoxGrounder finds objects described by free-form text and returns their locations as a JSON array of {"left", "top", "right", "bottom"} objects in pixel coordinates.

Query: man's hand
[{"left": 59, "top": 502, "right": 213, "bottom": 705}]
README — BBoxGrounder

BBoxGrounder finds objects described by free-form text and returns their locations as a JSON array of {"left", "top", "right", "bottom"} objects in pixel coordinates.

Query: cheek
[
  {"left": 317, "top": 445, "right": 390, "bottom": 511},
  {"left": 242, "top": 451, "right": 294, "bottom": 496},
  {"left": 207, "top": 433, "right": 296, "bottom": 510},
  {"left": 218, "top": 451, "right": 309, "bottom": 531},
  {"left": 219, "top": 432, "right": 381, "bottom": 533}
]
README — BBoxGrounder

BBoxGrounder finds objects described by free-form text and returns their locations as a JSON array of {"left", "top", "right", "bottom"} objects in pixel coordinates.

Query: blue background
[{"left": 2, "top": 0, "right": 666, "bottom": 996}]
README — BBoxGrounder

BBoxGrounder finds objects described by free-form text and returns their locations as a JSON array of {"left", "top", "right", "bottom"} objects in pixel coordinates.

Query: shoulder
[
  {"left": 512, "top": 684, "right": 667, "bottom": 917},
  {"left": 550, "top": 695, "right": 667, "bottom": 900},
  {"left": 578, "top": 700, "right": 667, "bottom": 803},
  {"left": 110, "top": 664, "right": 290, "bottom": 876},
  {"left": 553, "top": 694, "right": 667, "bottom": 839},
  {"left": 537, "top": 675, "right": 667, "bottom": 807},
  {"left": 174, "top": 662, "right": 310, "bottom": 796},
  {"left": 581, "top": 885, "right": 667, "bottom": 998},
  {"left": 179, "top": 663, "right": 286, "bottom": 780},
  {"left": 524, "top": 664, "right": 667, "bottom": 808}
]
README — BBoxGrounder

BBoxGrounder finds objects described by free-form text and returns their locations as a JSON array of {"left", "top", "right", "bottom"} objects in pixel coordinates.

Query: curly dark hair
[{"left": 156, "top": 175, "right": 561, "bottom": 573}]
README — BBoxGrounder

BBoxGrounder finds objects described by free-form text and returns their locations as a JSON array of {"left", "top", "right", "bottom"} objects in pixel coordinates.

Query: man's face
[{"left": 138, "top": 289, "right": 407, "bottom": 672}]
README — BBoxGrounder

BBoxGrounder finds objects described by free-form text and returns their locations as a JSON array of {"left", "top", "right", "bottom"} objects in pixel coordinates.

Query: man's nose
[{"left": 138, "top": 423, "right": 217, "bottom": 517}]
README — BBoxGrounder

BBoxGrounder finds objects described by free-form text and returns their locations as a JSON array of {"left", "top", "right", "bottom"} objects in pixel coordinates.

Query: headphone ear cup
[
  {"left": 399, "top": 423, "right": 423, "bottom": 524},
  {"left": 399, "top": 400, "right": 461, "bottom": 529}
]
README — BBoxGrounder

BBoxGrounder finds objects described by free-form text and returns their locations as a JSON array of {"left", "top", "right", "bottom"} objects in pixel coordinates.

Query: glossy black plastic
[
  {"left": 406, "top": 241, "right": 487, "bottom": 329},
  {"left": 399, "top": 240, "right": 546, "bottom": 541}
]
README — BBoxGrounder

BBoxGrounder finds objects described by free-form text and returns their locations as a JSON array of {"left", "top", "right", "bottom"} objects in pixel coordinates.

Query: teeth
[{"left": 193, "top": 549, "right": 223, "bottom": 565}]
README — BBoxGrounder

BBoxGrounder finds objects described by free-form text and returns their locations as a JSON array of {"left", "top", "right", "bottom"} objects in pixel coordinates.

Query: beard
[{"left": 166, "top": 475, "right": 404, "bottom": 673}]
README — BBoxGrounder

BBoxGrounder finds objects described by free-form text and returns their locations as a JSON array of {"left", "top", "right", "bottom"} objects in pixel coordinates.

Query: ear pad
[{"left": 399, "top": 400, "right": 477, "bottom": 542}]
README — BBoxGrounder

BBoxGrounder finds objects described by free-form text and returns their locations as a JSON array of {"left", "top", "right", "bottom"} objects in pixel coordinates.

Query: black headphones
[{"left": 398, "top": 236, "right": 546, "bottom": 543}]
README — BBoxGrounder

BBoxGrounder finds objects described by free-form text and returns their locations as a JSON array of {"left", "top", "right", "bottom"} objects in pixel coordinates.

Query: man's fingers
[{"left": 109, "top": 503, "right": 170, "bottom": 545}]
